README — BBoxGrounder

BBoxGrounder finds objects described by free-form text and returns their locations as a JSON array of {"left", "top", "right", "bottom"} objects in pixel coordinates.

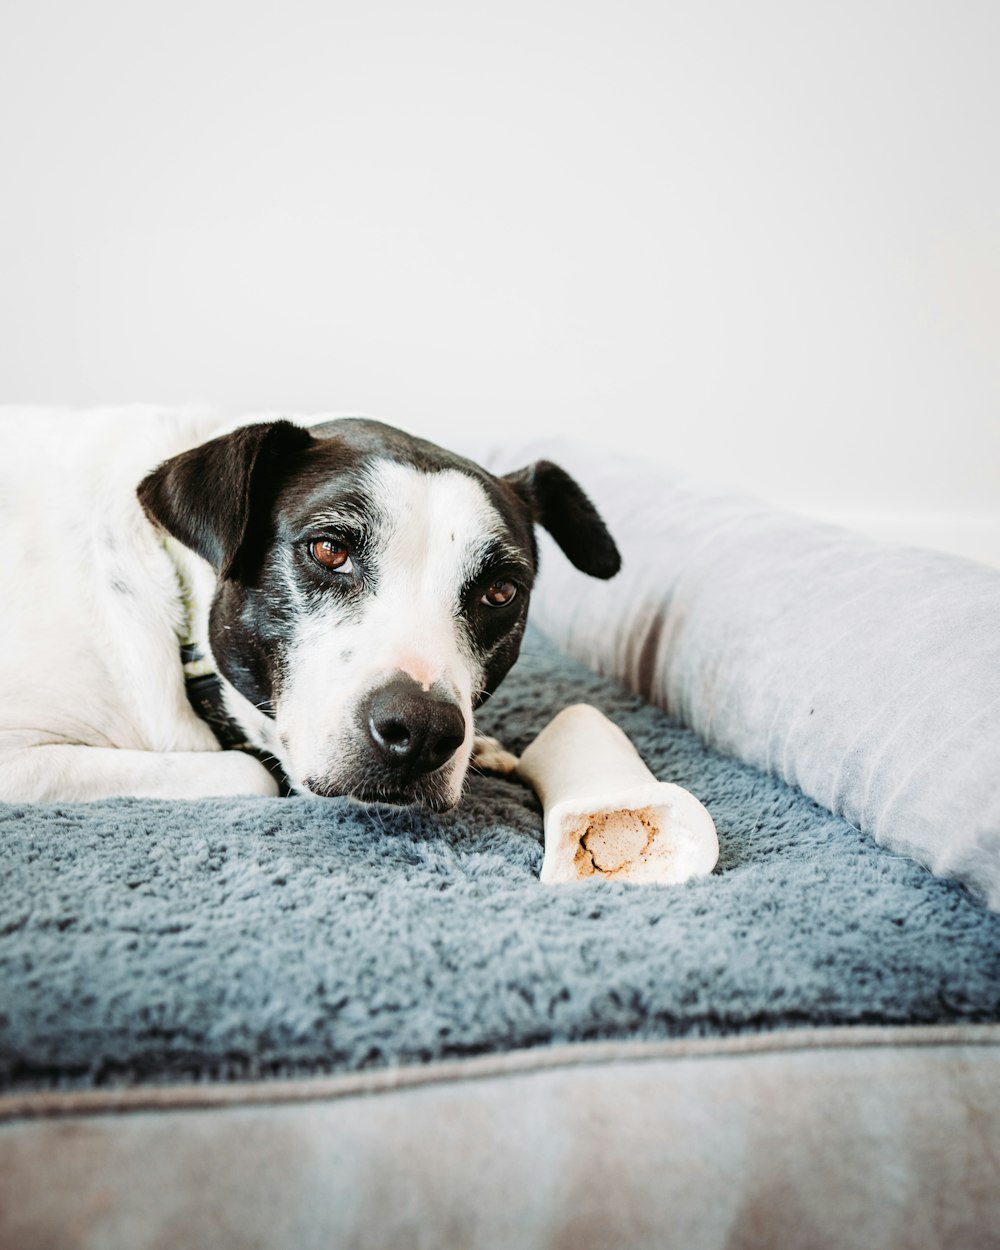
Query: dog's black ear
[
  {"left": 138, "top": 420, "right": 314, "bottom": 579},
  {"left": 503, "top": 460, "right": 621, "bottom": 579}
]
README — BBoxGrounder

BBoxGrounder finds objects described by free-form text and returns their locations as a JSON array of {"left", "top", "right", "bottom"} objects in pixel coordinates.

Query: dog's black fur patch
[{"left": 138, "top": 417, "right": 621, "bottom": 785}]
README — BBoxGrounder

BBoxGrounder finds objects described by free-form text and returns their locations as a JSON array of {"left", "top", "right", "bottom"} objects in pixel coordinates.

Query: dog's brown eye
[
  {"left": 310, "top": 540, "right": 352, "bottom": 572},
  {"left": 481, "top": 580, "right": 517, "bottom": 608}
]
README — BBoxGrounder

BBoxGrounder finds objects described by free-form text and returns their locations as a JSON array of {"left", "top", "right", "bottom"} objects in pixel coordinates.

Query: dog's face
[{"left": 139, "top": 418, "right": 619, "bottom": 809}]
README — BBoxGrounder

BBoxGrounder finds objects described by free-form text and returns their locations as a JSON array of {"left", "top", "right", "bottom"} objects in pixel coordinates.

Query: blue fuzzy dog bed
[
  {"left": 2, "top": 626, "right": 997, "bottom": 1093},
  {"left": 3, "top": 420, "right": 1000, "bottom": 1250}
]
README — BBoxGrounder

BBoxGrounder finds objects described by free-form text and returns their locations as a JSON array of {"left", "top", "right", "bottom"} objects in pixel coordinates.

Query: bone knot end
[{"left": 515, "top": 704, "right": 719, "bottom": 885}]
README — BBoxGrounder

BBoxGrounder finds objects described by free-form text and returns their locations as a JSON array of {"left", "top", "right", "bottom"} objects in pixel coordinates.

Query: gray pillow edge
[{"left": 460, "top": 437, "right": 1000, "bottom": 910}]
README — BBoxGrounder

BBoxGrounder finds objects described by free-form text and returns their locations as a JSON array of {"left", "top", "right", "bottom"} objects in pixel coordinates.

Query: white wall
[{"left": 1, "top": 0, "right": 998, "bottom": 563}]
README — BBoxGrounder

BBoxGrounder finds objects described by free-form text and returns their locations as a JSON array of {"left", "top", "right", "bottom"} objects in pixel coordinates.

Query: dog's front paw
[
  {"left": 190, "top": 750, "right": 281, "bottom": 798},
  {"left": 470, "top": 734, "right": 520, "bottom": 775}
]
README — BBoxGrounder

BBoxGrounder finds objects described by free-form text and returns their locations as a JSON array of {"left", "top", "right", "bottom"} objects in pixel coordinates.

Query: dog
[{"left": 0, "top": 409, "right": 620, "bottom": 807}]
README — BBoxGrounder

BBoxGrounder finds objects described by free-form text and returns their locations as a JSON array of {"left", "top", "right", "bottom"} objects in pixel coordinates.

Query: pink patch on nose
[{"left": 395, "top": 654, "right": 439, "bottom": 691}]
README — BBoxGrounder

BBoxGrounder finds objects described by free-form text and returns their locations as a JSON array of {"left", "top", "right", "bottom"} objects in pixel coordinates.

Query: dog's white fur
[{"left": 0, "top": 407, "right": 516, "bottom": 803}]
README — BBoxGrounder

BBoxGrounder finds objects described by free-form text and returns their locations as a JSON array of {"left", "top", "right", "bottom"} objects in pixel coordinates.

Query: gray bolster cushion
[{"left": 470, "top": 439, "right": 1000, "bottom": 910}]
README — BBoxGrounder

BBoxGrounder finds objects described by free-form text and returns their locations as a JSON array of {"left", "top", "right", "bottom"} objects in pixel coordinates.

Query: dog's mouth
[
  {"left": 297, "top": 771, "right": 459, "bottom": 812},
  {"left": 362, "top": 789, "right": 457, "bottom": 813}
]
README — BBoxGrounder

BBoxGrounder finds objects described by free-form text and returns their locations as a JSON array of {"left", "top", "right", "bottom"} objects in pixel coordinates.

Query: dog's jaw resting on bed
[{"left": 0, "top": 411, "right": 619, "bottom": 806}]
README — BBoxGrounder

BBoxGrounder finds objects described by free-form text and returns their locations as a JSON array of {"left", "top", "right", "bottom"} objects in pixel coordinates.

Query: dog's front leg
[
  {"left": 0, "top": 744, "right": 280, "bottom": 803},
  {"left": 470, "top": 734, "right": 520, "bottom": 776}
]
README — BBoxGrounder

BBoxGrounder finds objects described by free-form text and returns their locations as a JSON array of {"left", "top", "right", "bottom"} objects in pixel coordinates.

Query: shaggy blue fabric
[{"left": 1, "top": 629, "right": 998, "bottom": 1092}]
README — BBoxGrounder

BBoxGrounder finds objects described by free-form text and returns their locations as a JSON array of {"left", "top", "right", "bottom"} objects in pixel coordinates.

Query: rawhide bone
[{"left": 515, "top": 704, "right": 719, "bottom": 885}]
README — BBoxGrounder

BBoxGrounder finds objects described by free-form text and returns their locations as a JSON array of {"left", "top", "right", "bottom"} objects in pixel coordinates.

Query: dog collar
[
  {"left": 163, "top": 536, "right": 214, "bottom": 676},
  {"left": 162, "top": 535, "right": 249, "bottom": 749},
  {"left": 163, "top": 537, "right": 289, "bottom": 790}
]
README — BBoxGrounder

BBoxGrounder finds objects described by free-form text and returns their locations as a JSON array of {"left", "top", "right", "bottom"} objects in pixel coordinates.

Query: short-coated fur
[{"left": 0, "top": 410, "right": 619, "bottom": 806}]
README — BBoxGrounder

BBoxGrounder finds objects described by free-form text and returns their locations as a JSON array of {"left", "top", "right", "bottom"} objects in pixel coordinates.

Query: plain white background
[{"left": 1, "top": 0, "right": 997, "bottom": 563}]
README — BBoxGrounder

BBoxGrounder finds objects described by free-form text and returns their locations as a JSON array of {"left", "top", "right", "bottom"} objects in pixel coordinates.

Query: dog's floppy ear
[
  {"left": 138, "top": 420, "right": 313, "bottom": 579},
  {"left": 503, "top": 460, "right": 621, "bottom": 579}
]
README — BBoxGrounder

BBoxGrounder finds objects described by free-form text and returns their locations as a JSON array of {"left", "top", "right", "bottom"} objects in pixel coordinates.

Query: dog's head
[{"left": 139, "top": 418, "right": 619, "bottom": 809}]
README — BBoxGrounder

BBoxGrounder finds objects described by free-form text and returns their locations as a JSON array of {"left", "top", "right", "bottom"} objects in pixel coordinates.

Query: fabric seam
[{"left": 2, "top": 1022, "right": 998, "bottom": 1123}]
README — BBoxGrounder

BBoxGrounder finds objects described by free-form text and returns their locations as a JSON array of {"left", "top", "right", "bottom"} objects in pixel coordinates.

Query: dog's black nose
[{"left": 365, "top": 677, "right": 466, "bottom": 778}]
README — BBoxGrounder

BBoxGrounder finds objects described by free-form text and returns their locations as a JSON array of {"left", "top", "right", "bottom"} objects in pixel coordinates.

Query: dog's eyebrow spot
[
  {"left": 470, "top": 536, "right": 534, "bottom": 581},
  {"left": 294, "top": 509, "right": 371, "bottom": 544},
  {"left": 110, "top": 579, "right": 133, "bottom": 597}
]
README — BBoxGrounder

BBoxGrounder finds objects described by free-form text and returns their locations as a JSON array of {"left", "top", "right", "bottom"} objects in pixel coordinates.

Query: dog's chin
[
  {"left": 296, "top": 772, "right": 461, "bottom": 813},
  {"left": 354, "top": 787, "right": 459, "bottom": 813}
]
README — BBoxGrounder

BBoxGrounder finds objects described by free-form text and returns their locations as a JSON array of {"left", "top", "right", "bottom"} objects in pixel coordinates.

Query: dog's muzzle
[{"left": 296, "top": 673, "right": 468, "bottom": 807}]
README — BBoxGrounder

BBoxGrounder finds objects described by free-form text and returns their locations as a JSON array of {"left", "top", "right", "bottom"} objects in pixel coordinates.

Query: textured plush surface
[
  {"left": 464, "top": 438, "right": 1000, "bottom": 910},
  {"left": 2, "top": 629, "right": 998, "bottom": 1093}
]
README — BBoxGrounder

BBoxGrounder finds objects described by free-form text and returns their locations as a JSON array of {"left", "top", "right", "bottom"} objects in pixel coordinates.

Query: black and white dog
[{"left": 0, "top": 410, "right": 619, "bottom": 807}]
